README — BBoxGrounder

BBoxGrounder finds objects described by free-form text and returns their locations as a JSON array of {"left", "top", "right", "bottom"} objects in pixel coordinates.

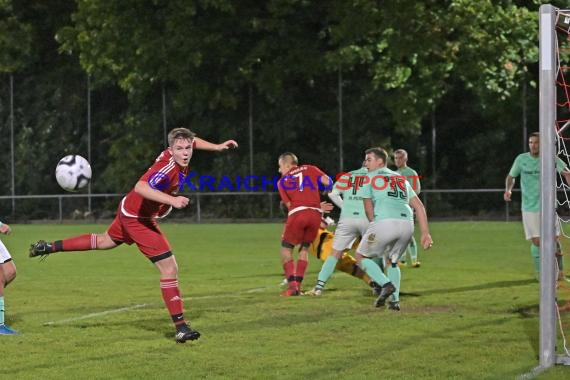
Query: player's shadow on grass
[
  {"left": 411, "top": 278, "right": 537, "bottom": 297},
  {"left": 511, "top": 304, "right": 541, "bottom": 359},
  {"left": 511, "top": 297, "right": 570, "bottom": 358}
]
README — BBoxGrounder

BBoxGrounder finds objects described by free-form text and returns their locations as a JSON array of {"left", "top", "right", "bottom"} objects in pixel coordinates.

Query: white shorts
[
  {"left": 0, "top": 239, "right": 13, "bottom": 264},
  {"left": 331, "top": 218, "right": 369, "bottom": 251},
  {"left": 522, "top": 211, "right": 560, "bottom": 240},
  {"left": 357, "top": 219, "right": 414, "bottom": 263}
]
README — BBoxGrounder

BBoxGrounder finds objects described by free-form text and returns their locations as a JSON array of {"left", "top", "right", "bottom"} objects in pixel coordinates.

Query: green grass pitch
[{"left": 2, "top": 221, "right": 570, "bottom": 379}]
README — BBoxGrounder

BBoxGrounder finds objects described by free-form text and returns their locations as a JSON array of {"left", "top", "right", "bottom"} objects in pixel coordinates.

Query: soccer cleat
[
  {"left": 304, "top": 288, "right": 322, "bottom": 296},
  {"left": 374, "top": 282, "right": 396, "bottom": 308},
  {"left": 29, "top": 240, "right": 53, "bottom": 258},
  {"left": 175, "top": 325, "right": 201, "bottom": 343},
  {"left": 370, "top": 281, "right": 382, "bottom": 297},
  {"left": 281, "top": 288, "right": 300, "bottom": 297},
  {"left": 388, "top": 301, "right": 401, "bottom": 311},
  {"left": 279, "top": 278, "right": 288, "bottom": 287},
  {"left": 411, "top": 261, "right": 421, "bottom": 268},
  {"left": 397, "top": 261, "right": 407, "bottom": 268},
  {"left": 0, "top": 324, "right": 19, "bottom": 335}
]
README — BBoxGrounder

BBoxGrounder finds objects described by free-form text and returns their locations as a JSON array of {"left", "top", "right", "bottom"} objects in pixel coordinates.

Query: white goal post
[{"left": 537, "top": 3, "right": 570, "bottom": 372}]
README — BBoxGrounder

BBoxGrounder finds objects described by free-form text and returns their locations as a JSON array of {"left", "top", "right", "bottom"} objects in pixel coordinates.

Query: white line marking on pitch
[
  {"left": 43, "top": 287, "right": 270, "bottom": 325},
  {"left": 43, "top": 304, "right": 148, "bottom": 325}
]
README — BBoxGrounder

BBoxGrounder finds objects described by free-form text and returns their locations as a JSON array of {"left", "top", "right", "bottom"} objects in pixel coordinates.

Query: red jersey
[
  {"left": 120, "top": 144, "right": 194, "bottom": 218},
  {"left": 278, "top": 164, "right": 327, "bottom": 211}
]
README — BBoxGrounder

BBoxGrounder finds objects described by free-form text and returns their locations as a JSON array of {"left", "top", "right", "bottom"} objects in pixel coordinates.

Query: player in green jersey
[
  {"left": 305, "top": 154, "right": 385, "bottom": 296},
  {"left": 394, "top": 149, "right": 422, "bottom": 268},
  {"left": 355, "top": 148, "right": 433, "bottom": 310},
  {"left": 504, "top": 132, "right": 570, "bottom": 281}
]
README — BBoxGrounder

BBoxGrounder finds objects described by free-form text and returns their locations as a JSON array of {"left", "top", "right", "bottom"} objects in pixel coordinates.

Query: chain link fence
[{"left": 0, "top": 189, "right": 533, "bottom": 223}]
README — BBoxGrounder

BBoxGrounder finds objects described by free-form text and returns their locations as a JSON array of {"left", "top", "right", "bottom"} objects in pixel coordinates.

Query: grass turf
[{"left": 1, "top": 221, "right": 570, "bottom": 379}]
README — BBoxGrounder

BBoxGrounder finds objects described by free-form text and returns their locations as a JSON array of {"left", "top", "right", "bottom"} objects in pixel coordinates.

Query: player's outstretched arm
[
  {"left": 504, "top": 175, "right": 515, "bottom": 201},
  {"left": 194, "top": 137, "right": 238, "bottom": 151},
  {"left": 327, "top": 189, "right": 344, "bottom": 208},
  {"left": 409, "top": 196, "right": 433, "bottom": 250},
  {"left": 134, "top": 181, "right": 189, "bottom": 209}
]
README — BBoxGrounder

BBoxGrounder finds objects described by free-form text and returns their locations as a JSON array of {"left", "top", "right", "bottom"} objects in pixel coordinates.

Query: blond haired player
[{"left": 29, "top": 127, "right": 238, "bottom": 343}]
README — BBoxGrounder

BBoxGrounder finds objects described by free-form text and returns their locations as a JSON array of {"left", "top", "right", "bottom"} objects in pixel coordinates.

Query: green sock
[
  {"left": 372, "top": 256, "right": 385, "bottom": 272},
  {"left": 0, "top": 296, "right": 4, "bottom": 325},
  {"left": 360, "top": 258, "right": 390, "bottom": 286},
  {"left": 531, "top": 244, "right": 540, "bottom": 279},
  {"left": 409, "top": 237, "right": 418, "bottom": 262},
  {"left": 387, "top": 263, "right": 401, "bottom": 302},
  {"left": 316, "top": 256, "right": 338, "bottom": 290}
]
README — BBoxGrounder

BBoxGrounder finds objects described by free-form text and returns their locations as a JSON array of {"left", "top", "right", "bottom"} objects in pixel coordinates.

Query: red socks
[
  {"left": 295, "top": 259, "right": 308, "bottom": 287},
  {"left": 283, "top": 260, "right": 297, "bottom": 290},
  {"left": 160, "top": 278, "right": 186, "bottom": 326},
  {"left": 57, "top": 233, "right": 98, "bottom": 251},
  {"left": 283, "top": 259, "right": 309, "bottom": 291}
]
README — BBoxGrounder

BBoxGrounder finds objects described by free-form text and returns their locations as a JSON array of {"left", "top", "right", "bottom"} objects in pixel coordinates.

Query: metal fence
[{"left": 0, "top": 188, "right": 529, "bottom": 223}]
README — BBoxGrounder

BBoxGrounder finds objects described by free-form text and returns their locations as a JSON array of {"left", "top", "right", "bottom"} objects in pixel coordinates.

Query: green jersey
[
  {"left": 362, "top": 167, "right": 418, "bottom": 221},
  {"left": 508, "top": 153, "right": 567, "bottom": 212},
  {"left": 397, "top": 166, "right": 421, "bottom": 194},
  {"left": 331, "top": 167, "right": 369, "bottom": 220}
]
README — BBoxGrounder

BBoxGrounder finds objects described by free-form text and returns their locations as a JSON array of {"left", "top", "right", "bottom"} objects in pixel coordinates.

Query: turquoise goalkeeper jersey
[
  {"left": 508, "top": 153, "right": 567, "bottom": 212},
  {"left": 362, "top": 167, "right": 418, "bottom": 221}
]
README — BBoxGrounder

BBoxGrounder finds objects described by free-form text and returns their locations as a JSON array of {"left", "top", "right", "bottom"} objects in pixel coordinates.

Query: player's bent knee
[
  {"left": 98, "top": 233, "right": 120, "bottom": 250},
  {"left": 150, "top": 251, "right": 173, "bottom": 264},
  {"left": 151, "top": 253, "right": 179, "bottom": 277},
  {"left": 2, "top": 261, "right": 17, "bottom": 285}
]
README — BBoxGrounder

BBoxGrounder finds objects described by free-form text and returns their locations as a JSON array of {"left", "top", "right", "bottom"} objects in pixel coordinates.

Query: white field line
[
  {"left": 43, "top": 304, "right": 148, "bottom": 326},
  {"left": 43, "top": 286, "right": 269, "bottom": 326}
]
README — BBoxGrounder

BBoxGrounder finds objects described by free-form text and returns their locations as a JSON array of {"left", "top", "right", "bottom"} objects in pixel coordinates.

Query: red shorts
[
  {"left": 282, "top": 209, "right": 322, "bottom": 246},
  {"left": 107, "top": 211, "right": 171, "bottom": 260}
]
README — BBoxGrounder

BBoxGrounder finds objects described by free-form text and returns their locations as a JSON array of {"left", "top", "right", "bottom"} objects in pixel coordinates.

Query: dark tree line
[{"left": 0, "top": 0, "right": 564, "bottom": 219}]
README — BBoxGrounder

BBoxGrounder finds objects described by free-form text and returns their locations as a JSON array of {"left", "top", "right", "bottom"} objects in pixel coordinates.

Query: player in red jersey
[
  {"left": 277, "top": 152, "right": 331, "bottom": 296},
  {"left": 29, "top": 127, "right": 237, "bottom": 343}
]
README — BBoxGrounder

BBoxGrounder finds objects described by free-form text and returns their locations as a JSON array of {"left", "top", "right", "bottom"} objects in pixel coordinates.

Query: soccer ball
[{"left": 55, "top": 155, "right": 92, "bottom": 192}]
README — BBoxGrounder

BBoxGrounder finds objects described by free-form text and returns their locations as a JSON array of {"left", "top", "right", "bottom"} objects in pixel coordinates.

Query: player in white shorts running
[{"left": 0, "top": 220, "right": 17, "bottom": 335}]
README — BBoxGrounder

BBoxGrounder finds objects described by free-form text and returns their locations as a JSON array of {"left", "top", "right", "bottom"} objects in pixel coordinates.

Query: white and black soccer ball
[{"left": 55, "top": 154, "right": 92, "bottom": 192}]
